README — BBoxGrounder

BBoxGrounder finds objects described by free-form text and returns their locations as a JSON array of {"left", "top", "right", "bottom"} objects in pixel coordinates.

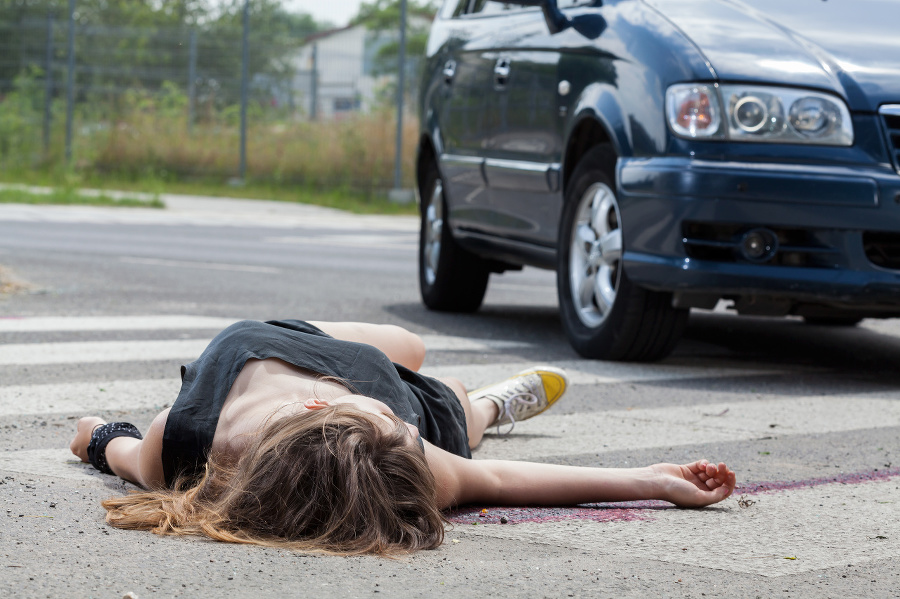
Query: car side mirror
[{"left": 502, "top": 0, "right": 605, "bottom": 39}]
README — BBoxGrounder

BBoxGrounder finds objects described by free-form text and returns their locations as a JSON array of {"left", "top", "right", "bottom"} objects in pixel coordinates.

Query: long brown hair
[{"left": 101, "top": 405, "right": 445, "bottom": 555}]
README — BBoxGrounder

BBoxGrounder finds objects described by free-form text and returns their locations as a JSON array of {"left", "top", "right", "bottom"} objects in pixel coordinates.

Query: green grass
[
  {"left": 0, "top": 75, "right": 422, "bottom": 215},
  {"left": 0, "top": 186, "right": 165, "bottom": 208}
]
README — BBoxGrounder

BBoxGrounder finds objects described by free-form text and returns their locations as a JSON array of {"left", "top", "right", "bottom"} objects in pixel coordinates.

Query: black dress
[{"left": 161, "top": 320, "right": 471, "bottom": 486}]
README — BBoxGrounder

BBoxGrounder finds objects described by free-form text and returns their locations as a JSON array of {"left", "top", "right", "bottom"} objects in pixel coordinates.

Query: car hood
[{"left": 645, "top": 0, "right": 900, "bottom": 111}]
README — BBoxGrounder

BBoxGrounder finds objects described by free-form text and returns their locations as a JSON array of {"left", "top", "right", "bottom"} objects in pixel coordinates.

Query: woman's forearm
[
  {"left": 428, "top": 441, "right": 734, "bottom": 509},
  {"left": 467, "top": 460, "right": 661, "bottom": 506}
]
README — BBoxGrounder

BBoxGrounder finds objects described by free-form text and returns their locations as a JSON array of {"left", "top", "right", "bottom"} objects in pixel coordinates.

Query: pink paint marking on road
[
  {"left": 736, "top": 466, "right": 900, "bottom": 496},
  {"left": 446, "top": 467, "right": 900, "bottom": 526}
]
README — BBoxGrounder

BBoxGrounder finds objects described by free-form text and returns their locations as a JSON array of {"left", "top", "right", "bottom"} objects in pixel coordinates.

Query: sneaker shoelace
[{"left": 490, "top": 378, "right": 540, "bottom": 435}]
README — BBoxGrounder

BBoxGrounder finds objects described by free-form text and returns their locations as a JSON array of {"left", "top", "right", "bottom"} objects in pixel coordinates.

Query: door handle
[
  {"left": 494, "top": 58, "right": 510, "bottom": 88},
  {"left": 442, "top": 59, "right": 457, "bottom": 84}
]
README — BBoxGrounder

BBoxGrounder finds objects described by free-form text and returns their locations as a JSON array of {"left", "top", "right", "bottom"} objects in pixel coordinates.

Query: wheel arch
[
  {"left": 562, "top": 85, "right": 632, "bottom": 197},
  {"left": 416, "top": 107, "right": 445, "bottom": 213},
  {"left": 416, "top": 134, "right": 438, "bottom": 212},
  {"left": 562, "top": 117, "right": 613, "bottom": 198}
]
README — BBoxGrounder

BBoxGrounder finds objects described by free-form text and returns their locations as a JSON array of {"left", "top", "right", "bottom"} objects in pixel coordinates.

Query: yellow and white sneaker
[{"left": 468, "top": 366, "right": 568, "bottom": 434}]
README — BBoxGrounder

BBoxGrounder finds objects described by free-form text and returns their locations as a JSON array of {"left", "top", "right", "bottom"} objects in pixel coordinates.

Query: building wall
[
  {"left": 294, "top": 18, "right": 429, "bottom": 120},
  {"left": 294, "top": 26, "right": 390, "bottom": 119}
]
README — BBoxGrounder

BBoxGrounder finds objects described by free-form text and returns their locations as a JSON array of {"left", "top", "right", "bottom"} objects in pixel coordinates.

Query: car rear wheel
[
  {"left": 418, "top": 161, "right": 490, "bottom": 312},
  {"left": 557, "top": 146, "right": 688, "bottom": 361}
]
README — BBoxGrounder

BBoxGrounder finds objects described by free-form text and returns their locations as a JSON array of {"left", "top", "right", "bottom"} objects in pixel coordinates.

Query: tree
[
  {"left": 352, "top": 0, "right": 438, "bottom": 80},
  {"left": 0, "top": 0, "right": 329, "bottom": 104},
  {"left": 349, "top": 0, "right": 438, "bottom": 107}
]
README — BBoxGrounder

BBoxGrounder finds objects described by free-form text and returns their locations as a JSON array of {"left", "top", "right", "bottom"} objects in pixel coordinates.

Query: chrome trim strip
[
  {"left": 484, "top": 158, "right": 560, "bottom": 174},
  {"left": 483, "top": 159, "right": 562, "bottom": 192},
  {"left": 439, "top": 154, "right": 484, "bottom": 167},
  {"left": 880, "top": 104, "right": 900, "bottom": 117}
]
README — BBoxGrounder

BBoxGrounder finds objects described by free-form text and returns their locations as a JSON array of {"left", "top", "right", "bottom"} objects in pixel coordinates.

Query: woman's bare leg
[
  {"left": 309, "top": 321, "right": 426, "bottom": 371},
  {"left": 435, "top": 377, "right": 498, "bottom": 449}
]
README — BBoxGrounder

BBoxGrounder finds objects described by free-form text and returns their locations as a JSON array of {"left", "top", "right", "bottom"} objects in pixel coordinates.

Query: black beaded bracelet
[{"left": 86, "top": 422, "right": 143, "bottom": 475}]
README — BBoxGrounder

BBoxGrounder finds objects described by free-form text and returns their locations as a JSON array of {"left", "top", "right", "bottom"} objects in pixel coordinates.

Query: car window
[
  {"left": 467, "top": 0, "right": 598, "bottom": 15},
  {"left": 557, "top": 0, "right": 599, "bottom": 8},
  {"left": 469, "top": 1, "right": 535, "bottom": 15},
  {"left": 439, "top": 0, "right": 471, "bottom": 19}
]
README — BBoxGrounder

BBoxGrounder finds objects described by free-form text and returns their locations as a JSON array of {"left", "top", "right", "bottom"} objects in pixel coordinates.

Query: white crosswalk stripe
[
  {"left": 0, "top": 339, "right": 211, "bottom": 365},
  {"left": 0, "top": 379, "right": 179, "bottom": 416},
  {"left": 0, "top": 317, "right": 537, "bottom": 365},
  {"left": 0, "top": 337, "right": 531, "bottom": 366},
  {"left": 1, "top": 314, "right": 898, "bottom": 578},
  {"left": 0, "top": 315, "right": 239, "bottom": 333},
  {"left": 0, "top": 448, "right": 102, "bottom": 484},
  {"left": 473, "top": 396, "right": 900, "bottom": 461}
]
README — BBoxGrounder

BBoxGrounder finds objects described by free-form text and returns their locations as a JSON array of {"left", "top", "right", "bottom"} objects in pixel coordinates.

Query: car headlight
[{"left": 666, "top": 83, "right": 853, "bottom": 146}]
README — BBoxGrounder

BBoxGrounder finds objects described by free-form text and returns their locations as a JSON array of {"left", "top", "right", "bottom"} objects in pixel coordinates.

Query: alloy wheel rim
[
  {"left": 424, "top": 180, "right": 444, "bottom": 286},
  {"left": 568, "top": 182, "right": 622, "bottom": 328}
]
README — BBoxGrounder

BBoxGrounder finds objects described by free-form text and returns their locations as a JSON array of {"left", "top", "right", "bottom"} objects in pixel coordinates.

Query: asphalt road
[{"left": 0, "top": 197, "right": 898, "bottom": 598}]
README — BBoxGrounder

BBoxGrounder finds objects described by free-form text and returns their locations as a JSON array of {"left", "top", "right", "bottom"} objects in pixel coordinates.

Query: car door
[
  {"left": 437, "top": 0, "right": 605, "bottom": 251},
  {"left": 470, "top": 1, "right": 568, "bottom": 248},
  {"left": 437, "top": 1, "right": 557, "bottom": 243},
  {"left": 485, "top": 46, "right": 563, "bottom": 247}
]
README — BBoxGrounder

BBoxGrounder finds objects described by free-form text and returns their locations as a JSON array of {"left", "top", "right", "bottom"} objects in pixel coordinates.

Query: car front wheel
[
  {"left": 418, "top": 162, "right": 490, "bottom": 312},
  {"left": 557, "top": 146, "right": 688, "bottom": 361}
]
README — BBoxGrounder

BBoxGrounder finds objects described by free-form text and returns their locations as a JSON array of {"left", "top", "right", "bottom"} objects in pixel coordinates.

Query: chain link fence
[{"left": 0, "top": 5, "right": 422, "bottom": 194}]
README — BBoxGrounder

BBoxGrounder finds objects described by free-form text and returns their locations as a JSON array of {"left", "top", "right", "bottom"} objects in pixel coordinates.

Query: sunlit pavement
[{"left": 1, "top": 198, "right": 897, "bottom": 598}]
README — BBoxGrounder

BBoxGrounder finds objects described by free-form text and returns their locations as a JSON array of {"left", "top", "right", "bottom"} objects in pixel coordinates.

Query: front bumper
[{"left": 617, "top": 157, "right": 900, "bottom": 310}]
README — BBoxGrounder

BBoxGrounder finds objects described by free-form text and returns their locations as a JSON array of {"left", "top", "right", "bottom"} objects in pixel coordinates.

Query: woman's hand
[
  {"left": 651, "top": 460, "right": 736, "bottom": 508},
  {"left": 69, "top": 416, "right": 107, "bottom": 462}
]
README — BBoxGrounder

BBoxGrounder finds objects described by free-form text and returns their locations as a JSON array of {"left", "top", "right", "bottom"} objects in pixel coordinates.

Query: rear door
[{"left": 434, "top": 1, "right": 493, "bottom": 233}]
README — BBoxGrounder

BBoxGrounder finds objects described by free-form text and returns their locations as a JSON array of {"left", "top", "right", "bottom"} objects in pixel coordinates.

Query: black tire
[
  {"left": 557, "top": 145, "right": 689, "bottom": 361},
  {"left": 802, "top": 316, "right": 863, "bottom": 327},
  {"left": 418, "top": 161, "right": 490, "bottom": 312}
]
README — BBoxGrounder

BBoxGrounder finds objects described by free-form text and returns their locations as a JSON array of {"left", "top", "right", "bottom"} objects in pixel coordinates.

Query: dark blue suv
[{"left": 415, "top": 0, "right": 900, "bottom": 360}]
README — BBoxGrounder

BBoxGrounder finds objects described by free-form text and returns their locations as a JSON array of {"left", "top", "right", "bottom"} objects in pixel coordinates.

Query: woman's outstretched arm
[
  {"left": 424, "top": 442, "right": 735, "bottom": 509},
  {"left": 69, "top": 410, "right": 168, "bottom": 489},
  {"left": 308, "top": 321, "right": 426, "bottom": 371}
]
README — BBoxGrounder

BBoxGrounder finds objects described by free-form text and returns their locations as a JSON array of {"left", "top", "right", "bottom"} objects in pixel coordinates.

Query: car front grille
[
  {"left": 881, "top": 105, "right": 900, "bottom": 174},
  {"left": 682, "top": 222, "right": 841, "bottom": 268}
]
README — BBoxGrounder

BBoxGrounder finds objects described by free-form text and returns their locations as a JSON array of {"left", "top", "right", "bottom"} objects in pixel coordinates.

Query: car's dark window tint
[
  {"left": 558, "top": 0, "right": 598, "bottom": 7},
  {"left": 440, "top": 0, "right": 471, "bottom": 19},
  {"left": 469, "top": 1, "right": 532, "bottom": 15}
]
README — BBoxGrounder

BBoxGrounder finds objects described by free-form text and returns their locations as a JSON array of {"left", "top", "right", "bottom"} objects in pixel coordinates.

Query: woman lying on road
[{"left": 70, "top": 319, "right": 736, "bottom": 555}]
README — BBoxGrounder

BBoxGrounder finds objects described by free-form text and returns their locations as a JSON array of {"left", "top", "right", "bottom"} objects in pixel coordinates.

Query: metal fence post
[
  {"left": 309, "top": 44, "right": 317, "bottom": 120},
  {"left": 238, "top": 0, "right": 249, "bottom": 180},
  {"left": 64, "top": 0, "right": 75, "bottom": 164},
  {"left": 390, "top": 0, "right": 411, "bottom": 202},
  {"left": 187, "top": 28, "right": 197, "bottom": 133},
  {"left": 43, "top": 12, "right": 54, "bottom": 157}
]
